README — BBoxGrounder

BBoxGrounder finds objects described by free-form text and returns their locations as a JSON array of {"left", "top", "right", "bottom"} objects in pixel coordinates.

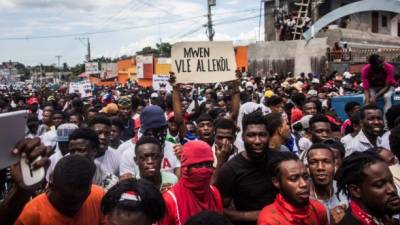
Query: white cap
[
  {"left": 245, "top": 81, "right": 254, "bottom": 89},
  {"left": 343, "top": 72, "right": 353, "bottom": 79},
  {"left": 151, "top": 93, "right": 159, "bottom": 98},
  {"left": 307, "top": 89, "right": 318, "bottom": 97},
  {"left": 293, "top": 115, "right": 313, "bottom": 130},
  {"left": 312, "top": 78, "right": 320, "bottom": 84}
]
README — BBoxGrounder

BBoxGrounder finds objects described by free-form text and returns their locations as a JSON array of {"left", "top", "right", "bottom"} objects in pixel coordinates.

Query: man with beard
[
  {"left": 258, "top": 152, "right": 328, "bottom": 225},
  {"left": 346, "top": 105, "right": 384, "bottom": 157},
  {"left": 159, "top": 140, "right": 223, "bottom": 225},
  {"left": 307, "top": 143, "right": 348, "bottom": 224},
  {"left": 216, "top": 111, "right": 277, "bottom": 225},
  {"left": 117, "top": 96, "right": 135, "bottom": 142},
  {"left": 119, "top": 105, "right": 181, "bottom": 178},
  {"left": 337, "top": 151, "right": 400, "bottom": 224}
]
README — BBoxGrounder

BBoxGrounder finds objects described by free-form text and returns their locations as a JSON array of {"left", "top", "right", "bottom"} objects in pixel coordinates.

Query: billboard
[
  {"left": 100, "top": 63, "right": 117, "bottom": 80},
  {"left": 85, "top": 62, "right": 99, "bottom": 75}
]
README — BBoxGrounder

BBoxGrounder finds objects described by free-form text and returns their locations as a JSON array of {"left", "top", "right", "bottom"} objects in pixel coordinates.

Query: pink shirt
[{"left": 361, "top": 63, "right": 396, "bottom": 89}]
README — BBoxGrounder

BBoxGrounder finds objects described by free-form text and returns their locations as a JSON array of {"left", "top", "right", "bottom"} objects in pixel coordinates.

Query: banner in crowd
[
  {"left": 100, "top": 63, "right": 117, "bottom": 80},
  {"left": 68, "top": 80, "right": 92, "bottom": 98},
  {"left": 152, "top": 75, "right": 172, "bottom": 91},
  {"left": 85, "top": 62, "right": 99, "bottom": 75},
  {"left": 171, "top": 41, "right": 237, "bottom": 84}
]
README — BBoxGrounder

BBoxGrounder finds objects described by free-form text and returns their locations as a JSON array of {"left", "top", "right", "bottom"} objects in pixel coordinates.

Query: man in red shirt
[
  {"left": 362, "top": 54, "right": 397, "bottom": 115},
  {"left": 159, "top": 140, "right": 223, "bottom": 225},
  {"left": 258, "top": 152, "right": 328, "bottom": 225}
]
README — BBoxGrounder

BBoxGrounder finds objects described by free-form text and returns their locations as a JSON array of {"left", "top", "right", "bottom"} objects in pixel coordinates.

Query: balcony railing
[{"left": 327, "top": 48, "right": 400, "bottom": 63}]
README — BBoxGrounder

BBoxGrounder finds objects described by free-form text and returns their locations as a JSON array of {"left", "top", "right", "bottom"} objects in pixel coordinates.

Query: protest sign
[
  {"left": 69, "top": 80, "right": 92, "bottom": 98},
  {"left": 152, "top": 75, "right": 172, "bottom": 92},
  {"left": 0, "top": 110, "right": 27, "bottom": 169},
  {"left": 171, "top": 41, "right": 237, "bottom": 84}
]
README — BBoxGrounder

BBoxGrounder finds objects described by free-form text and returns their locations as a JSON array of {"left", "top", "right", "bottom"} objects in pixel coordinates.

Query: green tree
[
  {"left": 63, "top": 63, "right": 69, "bottom": 72},
  {"left": 136, "top": 46, "right": 159, "bottom": 56},
  {"left": 156, "top": 42, "right": 171, "bottom": 57},
  {"left": 71, "top": 64, "right": 85, "bottom": 77}
]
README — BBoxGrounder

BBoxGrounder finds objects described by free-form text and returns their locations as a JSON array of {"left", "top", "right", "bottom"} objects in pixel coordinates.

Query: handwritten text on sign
[{"left": 172, "top": 41, "right": 237, "bottom": 84}]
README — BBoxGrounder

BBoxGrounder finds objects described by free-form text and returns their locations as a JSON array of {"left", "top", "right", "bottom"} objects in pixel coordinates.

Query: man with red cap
[
  {"left": 27, "top": 97, "right": 43, "bottom": 120},
  {"left": 159, "top": 140, "right": 223, "bottom": 225}
]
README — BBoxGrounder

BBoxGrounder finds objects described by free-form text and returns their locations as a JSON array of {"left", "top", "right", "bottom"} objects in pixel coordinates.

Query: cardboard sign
[
  {"left": 69, "top": 80, "right": 92, "bottom": 98},
  {"left": 171, "top": 41, "right": 237, "bottom": 84},
  {"left": 152, "top": 75, "right": 172, "bottom": 92}
]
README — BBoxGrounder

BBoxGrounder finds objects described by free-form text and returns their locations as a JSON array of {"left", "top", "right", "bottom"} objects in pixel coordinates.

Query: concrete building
[
  {"left": 254, "top": 0, "right": 400, "bottom": 76},
  {"left": 265, "top": 0, "right": 400, "bottom": 41}
]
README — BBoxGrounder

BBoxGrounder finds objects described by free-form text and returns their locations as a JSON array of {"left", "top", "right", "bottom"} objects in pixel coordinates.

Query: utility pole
[
  {"left": 206, "top": 0, "right": 216, "bottom": 41},
  {"left": 87, "top": 38, "right": 91, "bottom": 62},
  {"left": 55, "top": 55, "right": 62, "bottom": 83},
  {"left": 76, "top": 37, "right": 91, "bottom": 62}
]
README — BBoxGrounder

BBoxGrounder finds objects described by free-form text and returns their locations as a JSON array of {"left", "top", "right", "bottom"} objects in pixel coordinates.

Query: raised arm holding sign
[{"left": 171, "top": 41, "right": 237, "bottom": 84}]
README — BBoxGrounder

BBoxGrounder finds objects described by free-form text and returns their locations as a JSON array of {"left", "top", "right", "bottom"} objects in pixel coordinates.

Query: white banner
[
  {"left": 85, "top": 62, "right": 99, "bottom": 75},
  {"left": 152, "top": 75, "right": 172, "bottom": 91},
  {"left": 69, "top": 80, "right": 92, "bottom": 98},
  {"left": 171, "top": 41, "right": 237, "bottom": 84}
]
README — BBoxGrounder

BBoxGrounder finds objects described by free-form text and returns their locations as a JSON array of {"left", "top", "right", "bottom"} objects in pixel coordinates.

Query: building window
[{"left": 382, "top": 15, "right": 388, "bottom": 27}]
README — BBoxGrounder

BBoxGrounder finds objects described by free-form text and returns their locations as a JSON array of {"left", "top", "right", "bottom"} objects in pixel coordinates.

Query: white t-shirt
[
  {"left": 116, "top": 139, "right": 135, "bottom": 156},
  {"left": 40, "top": 129, "right": 57, "bottom": 148},
  {"left": 340, "top": 133, "right": 354, "bottom": 150},
  {"left": 119, "top": 141, "right": 181, "bottom": 177},
  {"left": 45, "top": 147, "right": 64, "bottom": 181},
  {"left": 95, "top": 147, "right": 121, "bottom": 176},
  {"left": 298, "top": 137, "right": 312, "bottom": 153},
  {"left": 381, "top": 131, "right": 391, "bottom": 150}
]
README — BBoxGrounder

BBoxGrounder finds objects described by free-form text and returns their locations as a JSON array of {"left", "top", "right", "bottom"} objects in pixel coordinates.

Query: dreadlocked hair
[{"left": 336, "top": 151, "right": 384, "bottom": 198}]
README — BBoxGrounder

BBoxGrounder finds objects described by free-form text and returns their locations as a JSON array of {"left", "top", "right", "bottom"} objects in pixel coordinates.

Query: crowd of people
[{"left": 0, "top": 53, "right": 399, "bottom": 225}]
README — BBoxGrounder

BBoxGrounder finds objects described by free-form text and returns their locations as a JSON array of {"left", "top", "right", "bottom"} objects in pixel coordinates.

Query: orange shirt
[{"left": 14, "top": 185, "right": 105, "bottom": 225}]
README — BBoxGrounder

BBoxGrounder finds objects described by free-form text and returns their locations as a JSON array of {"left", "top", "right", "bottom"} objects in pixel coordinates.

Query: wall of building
[
  {"left": 248, "top": 37, "right": 328, "bottom": 75},
  {"left": 391, "top": 15, "right": 400, "bottom": 37},
  {"left": 348, "top": 12, "right": 372, "bottom": 32}
]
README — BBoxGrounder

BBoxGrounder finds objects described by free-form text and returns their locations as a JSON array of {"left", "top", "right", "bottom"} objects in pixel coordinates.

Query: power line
[
  {"left": 100, "top": 0, "right": 143, "bottom": 29},
  {"left": 214, "top": 15, "right": 261, "bottom": 27},
  {"left": 0, "top": 8, "right": 261, "bottom": 41},
  {"left": 0, "top": 15, "right": 206, "bottom": 41}
]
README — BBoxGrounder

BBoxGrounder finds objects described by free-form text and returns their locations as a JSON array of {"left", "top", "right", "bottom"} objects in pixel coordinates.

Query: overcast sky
[{"left": 0, "top": 0, "right": 264, "bottom": 66}]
